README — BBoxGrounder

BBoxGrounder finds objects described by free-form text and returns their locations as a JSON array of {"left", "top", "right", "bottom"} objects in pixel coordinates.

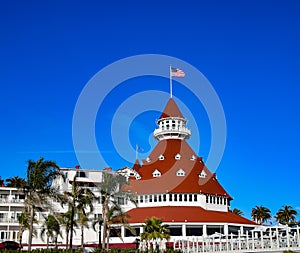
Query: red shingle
[
  {"left": 126, "top": 206, "right": 256, "bottom": 225},
  {"left": 127, "top": 139, "right": 231, "bottom": 198},
  {"left": 159, "top": 98, "right": 184, "bottom": 119}
]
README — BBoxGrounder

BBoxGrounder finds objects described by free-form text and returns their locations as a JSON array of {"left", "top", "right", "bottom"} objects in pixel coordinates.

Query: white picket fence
[{"left": 174, "top": 226, "right": 300, "bottom": 253}]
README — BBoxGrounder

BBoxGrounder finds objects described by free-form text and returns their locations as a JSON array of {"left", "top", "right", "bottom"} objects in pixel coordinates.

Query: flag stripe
[{"left": 171, "top": 67, "right": 185, "bottom": 77}]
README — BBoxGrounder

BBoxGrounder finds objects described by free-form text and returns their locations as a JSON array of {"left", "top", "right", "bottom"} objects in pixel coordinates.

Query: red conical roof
[
  {"left": 127, "top": 139, "right": 231, "bottom": 198},
  {"left": 159, "top": 98, "right": 184, "bottom": 119}
]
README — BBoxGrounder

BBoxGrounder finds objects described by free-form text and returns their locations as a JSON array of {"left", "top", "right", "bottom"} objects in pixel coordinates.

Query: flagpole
[
  {"left": 170, "top": 65, "right": 172, "bottom": 98},
  {"left": 135, "top": 144, "right": 138, "bottom": 160}
]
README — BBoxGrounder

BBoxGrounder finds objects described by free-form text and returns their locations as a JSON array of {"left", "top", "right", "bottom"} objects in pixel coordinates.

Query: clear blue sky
[{"left": 1, "top": 1, "right": 299, "bottom": 221}]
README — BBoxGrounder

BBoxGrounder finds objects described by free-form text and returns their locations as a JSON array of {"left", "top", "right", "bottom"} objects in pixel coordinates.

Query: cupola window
[
  {"left": 175, "top": 153, "right": 182, "bottom": 160},
  {"left": 176, "top": 168, "right": 186, "bottom": 176},
  {"left": 152, "top": 169, "right": 161, "bottom": 177},
  {"left": 158, "top": 154, "right": 165, "bottom": 160}
]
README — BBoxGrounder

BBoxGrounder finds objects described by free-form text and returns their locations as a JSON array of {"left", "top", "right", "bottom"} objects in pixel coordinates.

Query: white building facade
[{"left": 0, "top": 98, "right": 261, "bottom": 249}]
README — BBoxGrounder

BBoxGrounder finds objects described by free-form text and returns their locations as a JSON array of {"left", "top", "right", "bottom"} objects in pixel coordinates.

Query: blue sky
[{"left": 0, "top": 1, "right": 299, "bottom": 221}]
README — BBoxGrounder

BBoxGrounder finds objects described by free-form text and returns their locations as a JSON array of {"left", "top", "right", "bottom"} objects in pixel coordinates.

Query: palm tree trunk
[
  {"left": 46, "top": 235, "right": 49, "bottom": 249},
  {"left": 102, "top": 198, "right": 108, "bottom": 249},
  {"left": 19, "top": 228, "right": 23, "bottom": 249},
  {"left": 106, "top": 227, "right": 110, "bottom": 251},
  {"left": 66, "top": 226, "right": 69, "bottom": 249},
  {"left": 55, "top": 234, "right": 58, "bottom": 249},
  {"left": 81, "top": 223, "right": 84, "bottom": 248},
  {"left": 28, "top": 205, "right": 34, "bottom": 251},
  {"left": 69, "top": 205, "right": 75, "bottom": 249}
]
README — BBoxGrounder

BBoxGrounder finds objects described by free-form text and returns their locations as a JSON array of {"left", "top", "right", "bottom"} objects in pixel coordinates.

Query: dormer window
[
  {"left": 152, "top": 169, "right": 161, "bottom": 177},
  {"left": 190, "top": 155, "right": 196, "bottom": 161},
  {"left": 158, "top": 154, "right": 165, "bottom": 160},
  {"left": 176, "top": 168, "right": 185, "bottom": 176},
  {"left": 146, "top": 157, "right": 151, "bottom": 163},
  {"left": 199, "top": 170, "right": 207, "bottom": 178},
  {"left": 135, "top": 173, "right": 141, "bottom": 180},
  {"left": 175, "top": 153, "right": 182, "bottom": 160}
]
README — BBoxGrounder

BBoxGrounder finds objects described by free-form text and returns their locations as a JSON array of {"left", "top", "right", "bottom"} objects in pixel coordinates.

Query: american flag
[{"left": 171, "top": 67, "right": 185, "bottom": 77}]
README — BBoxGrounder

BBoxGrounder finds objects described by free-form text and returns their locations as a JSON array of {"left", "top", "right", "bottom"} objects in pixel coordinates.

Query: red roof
[
  {"left": 159, "top": 98, "right": 184, "bottom": 119},
  {"left": 126, "top": 206, "right": 256, "bottom": 225},
  {"left": 127, "top": 139, "right": 231, "bottom": 198}
]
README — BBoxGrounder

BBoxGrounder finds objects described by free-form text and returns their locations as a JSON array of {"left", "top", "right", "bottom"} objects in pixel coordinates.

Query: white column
[
  {"left": 270, "top": 228, "right": 273, "bottom": 249},
  {"left": 297, "top": 226, "right": 300, "bottom": 247},
  {"left": 238, "top": 230, "right": 241, "bottom": 250},
  {"left": 121, "top": 226, "right": 125, "bottom": 239},
  {"left": 287, "top": 226, "right": 290, "bottom": 248},
  {"left": 261, "top": 230, "right": 264, "bottom": 249},
  {"left": 240, "top": 226, "right": 244, "bottom": 235},
  {"left": 276, "top": 227, "right": 279, "bottom": 249},
  {"left": 224, "top": 224, "right": 228, "bottom": 236},
  {"left": 203, "top": 224, "right": 207, "bottom": 237},
  {"left": 246, "top": 231, "right": 249, "bottom": 250},
  {"left": 182, "top": 224, "right": 186, "bottom": 237},
  {"left": 251, "top": 230, "right": 255, "bottom": 250}
]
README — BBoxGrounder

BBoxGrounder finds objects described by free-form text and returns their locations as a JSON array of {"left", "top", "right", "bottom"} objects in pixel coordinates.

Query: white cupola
[{"left": 153, "top": 98, "right": 191, "bottom": 141}]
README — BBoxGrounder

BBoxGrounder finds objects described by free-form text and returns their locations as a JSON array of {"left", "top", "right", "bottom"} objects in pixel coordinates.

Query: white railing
[
  {"left": 0, "top": 218, "right": 19, "bottom": 223},
  {"left": 173, "top": 226, "right": 300, "bottom": 253},
  {"left": 0, "top": 198, "right": 25, "bottom": 204},
  {"left": 154, "top": 127, "right": 191, "bottom": 136}
]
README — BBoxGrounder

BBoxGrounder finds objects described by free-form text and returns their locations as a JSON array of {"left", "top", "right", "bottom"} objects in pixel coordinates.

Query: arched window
[
  {"left": 199, "top": 170, "right": 207, "bottom": 178},
  {"left": 176, "top": 168, "right": 185, "bottom": 176},
  {"left": 175, "top": 153, "right": 182, "bottom": 160},
  {"left": 135, "top": 173, "right": 141, "bottom": 180},
  {"left": 152, "top": 169, "right": 161, "bottom": 177},
  {"left": 158, "top": 154, "right": 165, "bottom": 160},
  {"left": 190, "top": 155, "right": 196, "bottom": 161}
]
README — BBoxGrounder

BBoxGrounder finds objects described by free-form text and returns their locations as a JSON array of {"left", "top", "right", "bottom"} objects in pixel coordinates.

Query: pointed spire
[
  {"left": 159, "top": 98, "right": 184, "bottom": 119},
  {"left": 154, "top": 98, "right": 191, "bottom": 141}
]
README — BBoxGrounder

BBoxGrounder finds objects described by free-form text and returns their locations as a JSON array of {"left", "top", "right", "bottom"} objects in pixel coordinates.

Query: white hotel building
[{"left": 0, "top": 98, "right": 259, "bottom": 249}]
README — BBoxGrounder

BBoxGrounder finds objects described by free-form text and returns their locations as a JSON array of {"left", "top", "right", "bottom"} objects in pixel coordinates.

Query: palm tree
[
  {"left": 92, "top": 214, "right": 103, "bottom": 249},
  {"left": 275, "top": 205, "right": 298, "bottom": 226},
  {"left": 18, "top": 211, "right": 31, "bottom": 248},
  {"left": 97, "top": 171, "right": 136, "bottom": 249},
  {"left": 0, "top": 176, "right": 4, "bottom": 187},
  {"left": 58, "top": 209, "right": 77, "bottom": 249},
  {"left": 6, "top": 176, "right": 26, "bottom": 188},
  {"left": 232, "top": 208, "right": 243, "bottom": 216},
  {"left": 40, "top": 214, "right": 61, "bottom": 248},
  {"left": 64, "top": 174, "right": 95, "bottom": 249},
  {"left": 24, "top": 157, "right": 62, "bottom": 251},
  {"left": 251, "top": 205, "right": 272, "bottom": 224},
  {"left": 78, "top": 211, "right": 90, "bottom": 249},
  {"left": 105, "top": 204, "right": 134, "bottom": 250},
  {"left": 141, "top": 217, "right": 170, "bottom": 251}
]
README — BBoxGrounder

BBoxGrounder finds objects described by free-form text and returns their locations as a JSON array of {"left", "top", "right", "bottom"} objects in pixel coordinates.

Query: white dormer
[
  {"left": 175, "top": 153, "right": 182, "bottom": 160},
  {"left": 190, "top": 155, "right": 196, "bottom": 161},
  {"left": 158, "top": 154, "right": 165, "bottom": 160},
  {"left": 135, "top": 173, "right": 141, "bottom": 180},
  {"left": 146, "top": 157, "right": 151, "bottom": 163},
  {"left": 199, "top": 170, "right": 207, "bottom": 178},
  {"left": 152, "top": 169, "right": 162, "bottom": 177},
  {"left": 176, "top": 168, "right": 186, "bottom": 176}
]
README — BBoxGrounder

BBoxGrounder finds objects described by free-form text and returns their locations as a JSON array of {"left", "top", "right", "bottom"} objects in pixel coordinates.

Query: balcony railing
[
  {"left": 0, "top": 218, "right": 19, "bottom": 223},
  {"left": 0, "top": 198, "right": 25, "bottom": 204}
]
